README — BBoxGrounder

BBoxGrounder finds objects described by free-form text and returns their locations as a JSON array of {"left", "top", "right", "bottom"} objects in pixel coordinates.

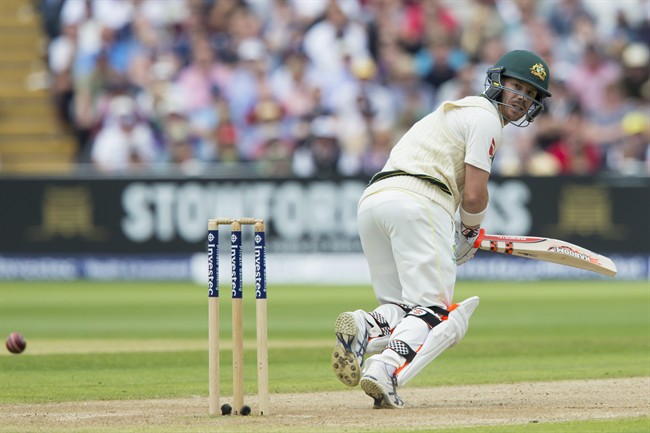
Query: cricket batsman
[{"left": 331, "top": 50, "right": 552, "bottom": 408}]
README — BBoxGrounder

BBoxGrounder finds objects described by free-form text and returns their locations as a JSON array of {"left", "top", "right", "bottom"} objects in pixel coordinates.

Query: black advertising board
[{"left": 0, "top": 175, "right": 648, "bottom": 254}]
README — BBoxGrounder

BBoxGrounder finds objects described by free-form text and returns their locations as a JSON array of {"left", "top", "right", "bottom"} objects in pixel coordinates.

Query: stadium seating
[{"left": 0, "top": 1, "right": 76, "bottom": 173}]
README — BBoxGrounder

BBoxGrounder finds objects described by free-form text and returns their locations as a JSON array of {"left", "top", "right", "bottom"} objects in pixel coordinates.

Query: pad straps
[{"left": 429, "top": 305, "right": 450, "bottom": 320}]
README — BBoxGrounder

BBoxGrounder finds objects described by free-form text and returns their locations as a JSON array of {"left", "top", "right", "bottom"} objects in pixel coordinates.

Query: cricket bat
[{"left": 477, "top": 233, "right": 617, "bottom": 277}]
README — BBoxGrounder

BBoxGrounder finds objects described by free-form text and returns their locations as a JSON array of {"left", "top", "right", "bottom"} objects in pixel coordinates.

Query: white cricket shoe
[
  {"left": 359, "top": 355, "right": 404, "bottom": 409},
  {"left": 331, "top": 310, "right": 369, "bottom": 386}
]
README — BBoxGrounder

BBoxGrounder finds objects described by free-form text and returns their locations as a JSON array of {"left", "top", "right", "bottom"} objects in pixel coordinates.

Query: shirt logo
[
  {"left": 489, "top": 138, "right": 496, "bottom": 161},
  {"left": 530, "top": 63, "right": 547, "bottom": 81}
]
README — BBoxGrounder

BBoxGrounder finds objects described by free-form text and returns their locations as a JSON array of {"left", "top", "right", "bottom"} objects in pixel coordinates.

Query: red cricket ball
[{"left": 6, "top": 332, "right": 27, "bottom": 354}]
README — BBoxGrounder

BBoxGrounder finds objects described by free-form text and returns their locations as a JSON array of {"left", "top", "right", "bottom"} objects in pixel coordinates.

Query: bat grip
[{"left": 473, "top": 228, "right": 486, "bottom": 249}]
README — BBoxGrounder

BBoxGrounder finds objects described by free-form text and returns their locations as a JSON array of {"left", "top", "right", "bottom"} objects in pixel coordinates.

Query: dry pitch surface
[{"left": 1, "top": 377, "right": 648, "bottom": 432}]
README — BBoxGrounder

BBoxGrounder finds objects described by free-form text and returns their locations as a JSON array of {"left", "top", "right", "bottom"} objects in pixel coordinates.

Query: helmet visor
[{"left": 485, "top": 77, "right": 544, "bottom": 127}]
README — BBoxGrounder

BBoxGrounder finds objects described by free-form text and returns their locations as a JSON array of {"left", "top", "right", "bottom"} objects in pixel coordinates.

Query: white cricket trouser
[{"left": 357, "top": 188, "right": 456, "bottom": 309}]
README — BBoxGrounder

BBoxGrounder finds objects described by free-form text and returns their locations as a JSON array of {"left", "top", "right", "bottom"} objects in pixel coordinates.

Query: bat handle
[{"left": 473, "top": 228, "right": 486, "bottom": 248}]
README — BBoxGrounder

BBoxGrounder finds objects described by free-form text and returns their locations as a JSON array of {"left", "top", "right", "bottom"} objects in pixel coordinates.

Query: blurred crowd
[{"left": 38, "top": 0, "right": 650, "bottom": 176}]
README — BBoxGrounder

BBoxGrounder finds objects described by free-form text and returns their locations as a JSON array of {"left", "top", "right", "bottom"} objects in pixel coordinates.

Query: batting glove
[{"left": 455, "top": 222, "right": 485, "bottom": 266}]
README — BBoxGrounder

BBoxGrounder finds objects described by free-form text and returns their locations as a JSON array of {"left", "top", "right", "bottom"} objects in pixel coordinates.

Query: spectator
[
  {"left": 472, "top": 37, "right": 506, "bottom": 96},
  {"left": 331, "top": 57, "right": 395, "bottom": 172},
  {"left": 137, "top": 58, "right": 182, "bottom": 134},
  {"left": 553, "top": 11, "right": 598, "bottom": 65},
  {"left": 48, "top": 22, "right": 77, "bottom": 130},
  {"left": 255, "top": 0, "right": 300, "bottom": 58},
  {"left": 90, "top": 96, "right": 158, "bottom": 172},
  {"left": 244, "top": 77, "right": 289, "bottom": 161},
  {"left": 606, "top": 110, "right": 650, "bottom": 174},
  {"left": 226, "top": 37, "right": 274, "bottom": 159},
  {"left": 292, "top": 114, "right": 343, "bottom": 178},
  {"left": 360, "top": 128, "right": 394, "bottom": 177},
  {"left": 61, "top": 0, "right": 133, "bottom": 32},
  {"left": 38, "top": 0, "right": 66, "bottom": 40},
  {"left": 565, "top": 44, "right": 622, "bottom": 116},
  {"left": 176, "top": 34, "right": 229, "bottom": 114},
  {"left": 157, "top": 97, "right": 203, "bottom": 172},
  {"left": 302, "top": 0, "right": 371, "bottom": 88},
  {"left": 269, "top": 49, "right": 320, "bottom": 119},
  {"left": 620, "top": 42, "right": 650, "bottom": 101},
  {"left": 585, "top": 81, "right": 636, "bottom": 160},
  {"left": 255, "top": 136, "right": 295, "bottom": 177},
  {"left": 213, "top": 97, "right": 239, "bottom": 163},
  {"left": 459, "top": 0, "right": 505, "bottom": 59},
  {"left": 31, "top": 0, "right": 649, "bottom": 178},
  {"left": 547, "top": 0, "right": 593, "bottom": 37},
  {"left": 545, "top": 105, "right": 602, "bottom": 175},
  {"left": 436, "top": 62, "right": 478, "bottom": 104},
  {"left": 420, "top": 38, "right": 458, "bottom": 92},
  {"left": 393, "top": 0, "right": 426, "bottom": 55},
  {"left": 498, "top": 0, "right": 547, "bottom": 53}
]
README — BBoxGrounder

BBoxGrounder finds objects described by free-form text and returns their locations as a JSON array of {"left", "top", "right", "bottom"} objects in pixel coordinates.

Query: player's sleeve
[{"left": 463, "top": 108, "right": 502, "bottom": 174}]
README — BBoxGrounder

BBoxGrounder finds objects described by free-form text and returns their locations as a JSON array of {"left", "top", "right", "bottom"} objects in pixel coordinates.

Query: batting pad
[
  {"left": 366, "top": 335, "right": 391, "bottom": 355},
  {"left": 395, "top": 296, "right": 479, "bottom": 387}
]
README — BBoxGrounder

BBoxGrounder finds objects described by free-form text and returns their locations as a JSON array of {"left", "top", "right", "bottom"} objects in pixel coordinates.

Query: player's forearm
[
  {"left": 461, "top": 164, "right": 490, "bottom": 227},
  {"left": 460, "top": 191, "right": 488, "bottom": 213}
]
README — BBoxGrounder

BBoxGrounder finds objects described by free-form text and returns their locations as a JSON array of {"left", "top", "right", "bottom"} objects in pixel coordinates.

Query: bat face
[
  {"left": 547, "top": 245, "right": 602, "bottom": 265},
  {"left": 479, "top": 235, "right": 617, "bottom": 277}
]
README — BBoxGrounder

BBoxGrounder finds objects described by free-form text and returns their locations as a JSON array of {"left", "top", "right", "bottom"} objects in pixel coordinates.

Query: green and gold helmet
[{"left": 483, "top": 50, "right": 552, "bottom": 126}]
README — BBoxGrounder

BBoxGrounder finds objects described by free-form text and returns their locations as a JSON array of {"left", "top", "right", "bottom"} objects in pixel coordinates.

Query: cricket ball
[{"left": 6, "top": 332, "right": 26, "bottom": 354}]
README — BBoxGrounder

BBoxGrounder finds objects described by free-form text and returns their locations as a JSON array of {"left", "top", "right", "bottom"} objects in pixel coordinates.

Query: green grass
[
  {"left": 452, "top": 417, "right": 650, "bottom": 433},
  {"left": 0, "top": 280, "right": 648, "bottom": 432}
]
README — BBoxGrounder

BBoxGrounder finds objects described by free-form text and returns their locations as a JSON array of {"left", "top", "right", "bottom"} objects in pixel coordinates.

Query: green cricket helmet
[{"left": 483, "top": 50, "right": 552, "bottom": 127}]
